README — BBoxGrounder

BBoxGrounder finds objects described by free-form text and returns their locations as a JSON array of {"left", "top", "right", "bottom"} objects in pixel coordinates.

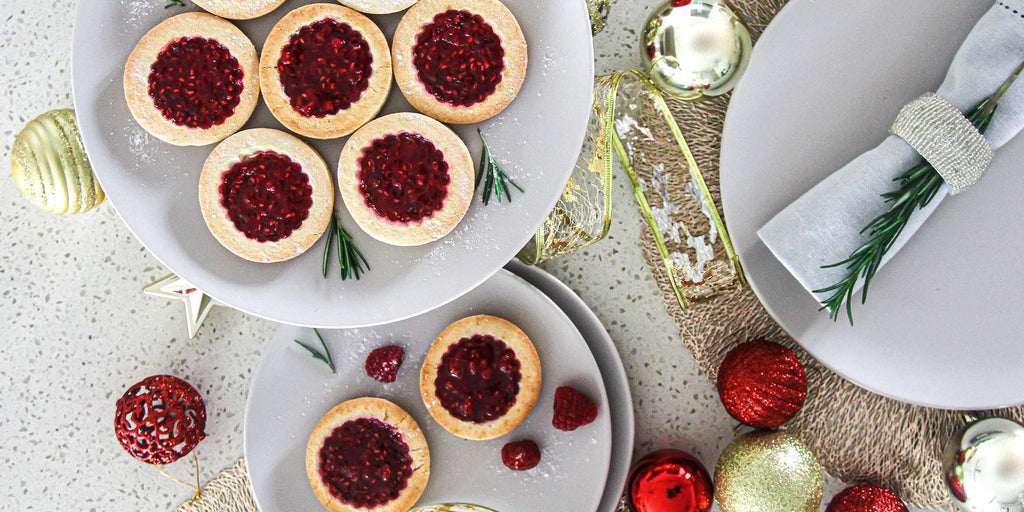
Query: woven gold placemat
[
  {"left": 634, "top": 1, "right": 1024, "bottom": 509},
  {"left": 176, "top": 459, "right": 256, "bottom": 512}
]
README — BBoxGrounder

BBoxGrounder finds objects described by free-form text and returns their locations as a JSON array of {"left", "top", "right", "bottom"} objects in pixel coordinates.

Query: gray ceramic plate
[
  {"left": 244, "top": 268, "right": 621, "bottom": 512},
  {"left": 720, "top": 0, "right": 1024, "bottom": 409},
  {"left": 71, "top": 0, "right": 594, "bottom": 328}
]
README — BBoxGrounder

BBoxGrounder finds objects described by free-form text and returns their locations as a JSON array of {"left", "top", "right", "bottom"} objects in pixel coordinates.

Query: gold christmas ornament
[
  {"left": 10, "top": 108, "right": 104, "bottom": 214},
  {"left": 587, "top": 0, "right": 611, "bottom": 35},
  {"left": 714, "top": 430, "right": 823, "bottom": 512},
  {"left": 943, "top": 416, "right": 1024, "bottom": 512},
  {"left": 641, "top": 0, "right": 751, "bottom": 100}
]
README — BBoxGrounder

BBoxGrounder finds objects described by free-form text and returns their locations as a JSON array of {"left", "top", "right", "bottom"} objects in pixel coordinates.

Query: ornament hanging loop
[{"left": 152, "top": 451, "right": 202, "bottom": 505}]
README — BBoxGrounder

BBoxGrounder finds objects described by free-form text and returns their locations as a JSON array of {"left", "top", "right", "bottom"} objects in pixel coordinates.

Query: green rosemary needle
[
  {"left": 321, "top": 214, "right": 370, "bottom": 281},
  {"left": 294, "top": 328, "right": 335, "bottom": 373},
  {"left": 476, "top": 129, "right": 524, "bottom": 205},
  {"left": 165, "top": 0, "right": 186, "bottom": 8}
]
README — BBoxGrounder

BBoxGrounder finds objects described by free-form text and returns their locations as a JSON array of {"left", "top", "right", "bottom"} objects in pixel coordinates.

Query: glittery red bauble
[
  {"left": 114, "top": 375, "right": 207, "bottom": 465},
  {"left": 717, "top": 339, "right": 807, "bottom": 428},
  {"left": 826, "top": 485, "right": 908, "bottom": 512},
  {"left": 627, "top": 449, "right": 713, "bottom": 512}
]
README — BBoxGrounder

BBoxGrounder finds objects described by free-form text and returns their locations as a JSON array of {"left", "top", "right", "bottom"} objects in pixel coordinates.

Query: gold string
[{"left": 152, "top": 451, "right": 201, "bottom": 505}]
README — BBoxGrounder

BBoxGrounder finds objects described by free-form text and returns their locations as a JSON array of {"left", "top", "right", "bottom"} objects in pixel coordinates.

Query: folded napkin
[{"left": 757, "top": 0, "right": 1024, "bottom": 303}]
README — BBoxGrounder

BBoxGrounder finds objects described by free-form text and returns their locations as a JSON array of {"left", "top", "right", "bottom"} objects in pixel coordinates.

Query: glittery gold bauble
[
  {"left": 10, "top": 108, "right": 104, "bottom": 214},
  {"left": 641, "top": 0, "right": 751, "bottom": 100},
  {"left": 942, "top": 417, "right": 1024, "bottom": 512},
  {"left": 587, "top": 0, "right": 611, "bottom": 35},
  {"left": 714, "top": 431, "right": 823, "bottom": 512}
]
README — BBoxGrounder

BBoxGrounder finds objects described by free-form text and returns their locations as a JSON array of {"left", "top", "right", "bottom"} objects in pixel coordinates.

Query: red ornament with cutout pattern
[{"left": 114, "top": 374, "right": 207, "bottom": 465}]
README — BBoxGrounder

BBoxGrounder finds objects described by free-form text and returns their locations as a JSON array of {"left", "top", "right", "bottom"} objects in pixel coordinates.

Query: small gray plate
[{"left": 244, "top": 269, "right": 618, "bottom": 511}]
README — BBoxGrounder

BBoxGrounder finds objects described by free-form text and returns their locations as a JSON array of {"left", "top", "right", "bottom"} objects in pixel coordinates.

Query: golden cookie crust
[
  {"left": 336, "top": 0, "right": 419, "bottom": 15},
  {"left": 199, "top": 128, "right": 334, "bottom": 263},
  {"left": 306, "top": 398, "right": 430, "bottom": 512},
  {"left": 192, "top": 0, "right": 287, "bottom": 19},
  {"left": 420, "top": 315, "right": 542, "bottom": 440},
  {"left": 393, "top": 0, "right": 528, "bottom": 124},
  {"left": 337, "top": 112, "right": 474, "bottom": 247},
  {"left": 260, "top": 4, "right": 392, "bottom": 139},
  {"left": 124, "top": 12, "right": 260, "bottom": 147}
]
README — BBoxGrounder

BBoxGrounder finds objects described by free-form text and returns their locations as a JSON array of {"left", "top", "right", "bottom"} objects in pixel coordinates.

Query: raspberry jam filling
[
  {"left": 148, "top": 37, "right": 244, "bottom": 129},
  {"left": 412, "top": 10, "right": 506, "bottom": 107},
  {"left": 219, "top": 151, "right": 313, "bottom": 243},
  {"left": 277, "top": 18, "right": 373, "bottom": 118},
  {"left": 435, "top": 334, "right": 522, "bottom": 424},
  {"left": 358, "top": 133, "right": 450, "bottom": 224},
  {"left": 318, "top": 418, "right": 413, "bottom": 508}
]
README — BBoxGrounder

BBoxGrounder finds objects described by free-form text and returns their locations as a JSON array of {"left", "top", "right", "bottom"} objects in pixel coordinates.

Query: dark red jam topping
[
  {"left": 277, "top": 18, "right": 373, "bottom": 118},
  {"left": 148, "top": 37, "right": 245, "bottom": 129},
  {"left": 412, "top": 10, "right": 506, "bottom": 107},
  {"left": 435, "top": 334, "right": 522, "bottom": 424},
  {"left": 219, "top": 151, "right": 312, "bottom": 243},
  {"left": 358, "top": 133, "right": 450, "bottom": 224},
  {"left": 318, "top": 418, "right": 413, "bottom": 508}
]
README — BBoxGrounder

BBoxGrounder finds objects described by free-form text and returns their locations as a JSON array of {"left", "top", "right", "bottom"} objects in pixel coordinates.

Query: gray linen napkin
[{"left": 757, "top": 0, "right": 1024, "bottom": 302}]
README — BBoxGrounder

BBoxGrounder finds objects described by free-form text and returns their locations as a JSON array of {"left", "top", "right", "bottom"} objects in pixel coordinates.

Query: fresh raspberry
[
  {"left": 552, "top": 386, "right": 598, "bottom": 431},
  {"left": 365, "top": 345, "right": 404, "bottom": 383},
  {"left": 501, "top": 440, "right": 541, "bottom": 471}
]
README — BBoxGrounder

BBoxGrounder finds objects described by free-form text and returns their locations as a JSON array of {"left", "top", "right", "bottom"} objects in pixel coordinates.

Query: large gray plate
[
  {"left": 720, "top": 0, "right": 1024, "bottom": 409},
  {"left": 71, "top": 0, "right": 594, "bottom": 328},
  {"left": 245, "top": 268, "right": 626, "bottom": 512}
]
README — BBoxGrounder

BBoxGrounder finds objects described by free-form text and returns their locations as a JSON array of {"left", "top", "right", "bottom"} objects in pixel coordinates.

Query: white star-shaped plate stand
[{"left": 143, "top": 274, "right": 226, "bottom": 339}]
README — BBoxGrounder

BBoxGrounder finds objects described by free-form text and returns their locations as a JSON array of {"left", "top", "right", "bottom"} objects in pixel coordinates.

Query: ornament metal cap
[
  {"left": 942, "top": 416, "right": 1024, "bottom": 512},
  {"left": 641, "top": 0, "right": 751, "bottom": 100}
]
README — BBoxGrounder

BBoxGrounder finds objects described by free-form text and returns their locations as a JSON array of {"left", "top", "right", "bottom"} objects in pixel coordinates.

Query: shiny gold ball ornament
[
  {"left": 942, "top": 417, "right": 1024, "bottom": 512},
  {"left": 587, "top": 0, "right": 611, "bottom": 35},
  {"left": 10, "top": 109, "right": 104, "bottom": 214},
  {"left": 714, "top": 430, "right": 823, "bottom": 512},
  {"left": 642, "top": 0, "right": 751, "bottom": 100}
]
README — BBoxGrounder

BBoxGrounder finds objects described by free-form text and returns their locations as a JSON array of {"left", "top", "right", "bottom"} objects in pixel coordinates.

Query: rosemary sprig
[
  {"left": 321, "top": 214, "right": 370, "bottom": 281},
  {"left": 165, "top": 0, "right": 186, "bottom": 8},
  {"left": 476, "top": 129, "right": 524, "bottom": 205},
  {"left": 814, "top": 67, "right": 1022, "bottom": 323},
  {"left": 294, "top": 328, "right": 335, "bottom": 373}
]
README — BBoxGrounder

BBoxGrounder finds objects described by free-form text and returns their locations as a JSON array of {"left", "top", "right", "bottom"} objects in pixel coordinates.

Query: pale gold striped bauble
[{"left": 10, "top": 108, "right": 104, "bottom": 214}]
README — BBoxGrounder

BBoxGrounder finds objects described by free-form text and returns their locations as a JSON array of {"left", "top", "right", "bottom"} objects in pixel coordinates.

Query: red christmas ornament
[
  {"left": 826, "top": 485, "right": 908, "bottom": 512},
  {"left": 716, "top": 339, "right": 807, "bottom": 428},
  {"left": 627, "top": 449, "right": 713, "bottom": 512},
  {"left": 114, "top": 374, "right": 207, "bottom": 465}
]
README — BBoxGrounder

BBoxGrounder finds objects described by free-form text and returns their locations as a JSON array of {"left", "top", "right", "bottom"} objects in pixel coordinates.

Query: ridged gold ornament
[
  {"left": 10, "top": 108, "right": 104, "bottom": 214},
  {"left": 714, "top": 431, "right": 823, "bottom": 512}
]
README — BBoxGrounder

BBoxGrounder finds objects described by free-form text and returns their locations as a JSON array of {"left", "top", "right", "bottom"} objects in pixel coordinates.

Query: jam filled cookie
[
  {"left": 393, "top": 0, "right": 527, "bottom": 124},
  {"left": 191, "top": 0, "right": 287, "bottom": 20},
  {"left": 337, "top": 112, "right": 473, "bottom": 247},
  {"left": 420, "top": 315, "right": 542, "bottom": 440},
  {"left": 306, "top": 398, "right": 430, "bottom": 512},
  {"left": 124, "top": 13, "right": 260, "bottom": 146},
  {"left": 199, "top": 128, "right": 334, "bottom": 263},
  {"left": 337, "top": 0, "right": 419, "bottom": 15},
  {"left": 261, "top": 4, "right": 391, "bottom": 139}
]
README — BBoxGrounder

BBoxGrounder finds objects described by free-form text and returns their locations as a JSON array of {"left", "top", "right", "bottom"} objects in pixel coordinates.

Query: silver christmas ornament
[
  {"left": 942, "top": 416, "right": 1024, "bottom": 512},
  {"left": 641, "top": 0, "right": 751, "bottom": 100}
]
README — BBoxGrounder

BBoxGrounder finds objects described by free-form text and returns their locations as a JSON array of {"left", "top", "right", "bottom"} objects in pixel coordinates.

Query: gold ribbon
[{"left": 520, "top": 69, "right": 745, "bottom": 309}]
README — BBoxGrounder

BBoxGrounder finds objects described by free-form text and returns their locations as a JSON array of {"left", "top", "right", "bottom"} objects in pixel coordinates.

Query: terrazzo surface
[{"left": 0, "top": 1, "right": 925, "bottom": 511}]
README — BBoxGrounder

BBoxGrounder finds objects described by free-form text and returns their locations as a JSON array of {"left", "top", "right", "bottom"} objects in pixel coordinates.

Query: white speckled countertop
[{"left": 0, "top": 1, "right": 930, "bottom": 511}]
